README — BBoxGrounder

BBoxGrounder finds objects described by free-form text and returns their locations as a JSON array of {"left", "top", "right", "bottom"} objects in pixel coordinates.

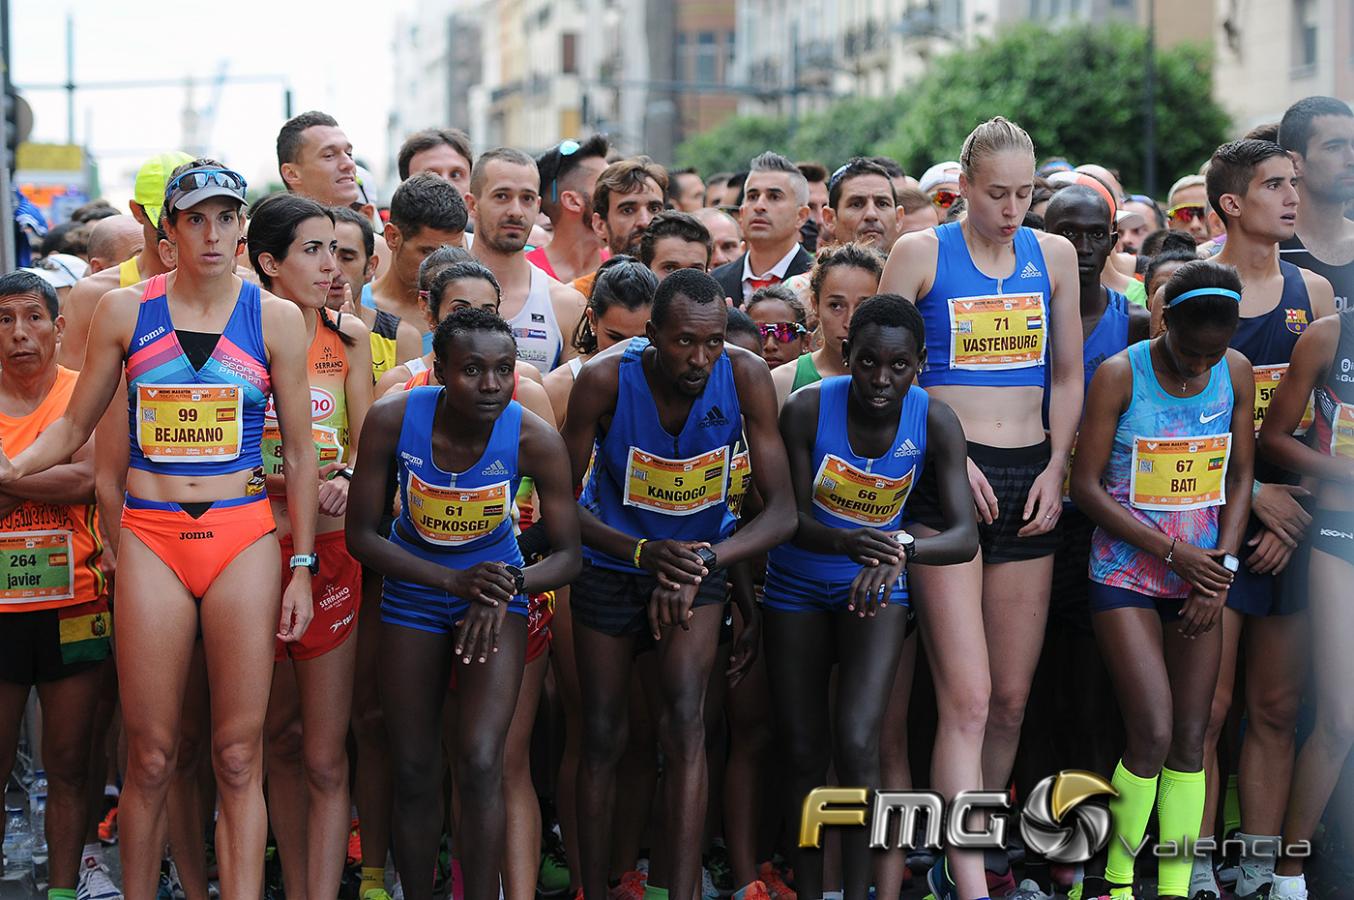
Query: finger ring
[{"left": 1044, "top": 513, "right": 1054, "bottom": 519}]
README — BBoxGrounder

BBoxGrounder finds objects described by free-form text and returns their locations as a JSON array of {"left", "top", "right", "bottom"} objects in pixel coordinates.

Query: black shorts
[
  {"left": 0, "top": 596, "right": 112, "bottom": 686},
  {"left": 1312, "top": 507, "right": 1354, "bottom": 567},
  {"left": 909, "top": 440, "right": 1059, "bottom": 564},
  {"left": 570, "top": 561, "right": 728, "bottom": 639}
]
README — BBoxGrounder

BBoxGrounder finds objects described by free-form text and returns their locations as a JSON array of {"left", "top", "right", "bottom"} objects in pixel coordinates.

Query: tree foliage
[{"left": 675, "top": 23, "right": 1230, "bottom": 195}]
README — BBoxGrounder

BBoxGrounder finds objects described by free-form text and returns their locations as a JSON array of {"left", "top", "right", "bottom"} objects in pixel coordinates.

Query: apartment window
[
  {"left": 1293, "top": 0, "right": 1317, "bottom": 75},
  {"left": 695, "top": 31, "right": 719, "bottom": 83},
  {"left": 562, "top": 32, "right": 578, "bottom": 75}
]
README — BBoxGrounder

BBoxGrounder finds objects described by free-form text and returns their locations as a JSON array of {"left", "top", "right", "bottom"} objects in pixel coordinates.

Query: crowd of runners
[{"left": 0, "top": 93, "right": 1352, "bottom": 900}]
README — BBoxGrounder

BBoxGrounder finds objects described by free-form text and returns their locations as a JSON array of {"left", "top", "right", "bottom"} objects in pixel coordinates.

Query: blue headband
[{"left": 1167, "top": 287, "right": 1242, "bottom": 307}]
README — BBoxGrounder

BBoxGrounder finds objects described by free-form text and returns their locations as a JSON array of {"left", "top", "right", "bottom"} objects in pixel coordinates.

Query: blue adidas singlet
[
  {"left": 917, "top": 222, "right": 1053, "bottom": 389},
  {"left": 1044, "top": 287, "right": 1131, "bottom": 427},
  {"left": 383, "top": 387, "right": 526, "bottom": 618},
  {"left": 1089, "top": 341, "right": 1234, "bottom": 598},
  {"left": 580, "top": 337, "right": 743, "bottom": 572},
  {"left": 124, "top": 274, "right": 270, "bottom": 477},
  {"left": 763, "top": 377, "right": 929, "bottom": 606}
]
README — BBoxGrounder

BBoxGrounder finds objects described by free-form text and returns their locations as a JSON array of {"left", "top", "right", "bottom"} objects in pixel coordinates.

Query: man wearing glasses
[
  {"left": 1166, "top": 174, "right": 1224, "bottom": 245},
  {"left": 529, "top": 137, "right": 611, "bottom": 285},
  {"left": 918, "top": 160, "right": 962, "bottom": 215}
]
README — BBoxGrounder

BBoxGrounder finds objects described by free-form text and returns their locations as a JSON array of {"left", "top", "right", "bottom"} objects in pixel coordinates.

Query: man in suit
[{"left": 711, "top": 151, "right": 814, "bottom": 306}]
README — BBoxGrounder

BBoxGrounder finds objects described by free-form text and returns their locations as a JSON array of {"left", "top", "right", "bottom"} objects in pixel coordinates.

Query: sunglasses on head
[
  {"left": 1167, "top": 203, "right": 1207, "bottom": 224},
  {"left": 930, "top": 189, "right": 960, "bottom": 210},
  {"left": 165, "top": 167, "right": 247, "bottom": 198},
  {"left": 550, "top": 139, "right": 582, "bottom": 203},
  {"left": 757, "top": 322, "right": 807, "bottom": 343}
]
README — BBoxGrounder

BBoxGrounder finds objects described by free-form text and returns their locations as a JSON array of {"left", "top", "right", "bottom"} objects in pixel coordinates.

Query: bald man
[{"left": 84, "top": 215, "right": 143, "bottom": 275}]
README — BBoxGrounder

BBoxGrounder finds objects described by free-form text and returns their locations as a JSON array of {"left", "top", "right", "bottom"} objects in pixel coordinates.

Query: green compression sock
[
  {"left": 1157, "top": 766, "right": 1206, "bottom": 898},
  {"left": 48, "top": 890, "right": 77, "bottom": 900},
  {"left": 1106, "top": 759, "right": 1158, "bottom": 894},
  {"left": 1223, "top": 772, "right": 1241, "bottom": 837},
  {"left": 643, "top": 886, "right": 669, "bottom": 900}
]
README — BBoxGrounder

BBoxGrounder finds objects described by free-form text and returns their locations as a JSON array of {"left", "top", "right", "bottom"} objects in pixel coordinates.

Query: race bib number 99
[
  {"left": 812, "top": 454, "right": 914, "bottom": 528},
  {"left": 948, "top": 293, "right": 1046, "bottom": 371},
  {"left": 0, "top": 530, "right": 74, "bottom": 604},
  {"left": 1129, "top": 435, "right": 1232, "bottom": 511},
  {"left": 136, "top": 384, "right": 242, "bottom": 462},
  {"left": 407, "top": 473, "right": 510, "bottom": 546},
  {"left": 624, "top": 447, "right": 729, "bottom": 516}
]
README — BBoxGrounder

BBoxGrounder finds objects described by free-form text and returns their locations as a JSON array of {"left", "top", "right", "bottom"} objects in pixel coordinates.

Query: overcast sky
[{"left": 13, "top": 0, "right": 412, "bottom": 206}]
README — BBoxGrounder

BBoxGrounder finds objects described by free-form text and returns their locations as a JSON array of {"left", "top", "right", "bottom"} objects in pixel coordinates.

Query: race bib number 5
[
  {"left": 1130, "top": 435, "right": 1232, "bottom": 511},
  {"left": 0, "top": 530, "right": 74, "bottom": 604},
  {"left": 812, "top": 454, "right": 914, "bottom": 528},
  {"left": 624, "top": 447, "right": 729, "bottom": 516},
  {"left": 136, "top": 384, "right": 242, "bottom": 462},
  {"left": 407, "top": 473, "right": 510, "bottom": 546},
  {"left": 948, "top": 293, "right": 1046, "bottom": 371}
]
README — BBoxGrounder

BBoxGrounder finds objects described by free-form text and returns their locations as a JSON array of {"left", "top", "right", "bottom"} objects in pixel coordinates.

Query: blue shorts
[
  {"left": 762, "top": 569, "right": 908, "bottom": 613},
  {"left": 1089, "top": 582, "right": 1183, "bottom": 621},
  {"left": 380, "top": 526, "right": 527, "bottom": 634}
]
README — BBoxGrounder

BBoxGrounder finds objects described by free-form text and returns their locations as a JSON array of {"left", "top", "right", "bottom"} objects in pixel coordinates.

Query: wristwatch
[
  {"left": 289, "top": 553, "right": 320, "bottom": 576},
  {"left": 695, "top": 546, "right": 718, "bottom": 571},
  {"left": 895, "top": 530, "right": 917, "bottom": 565},
  {"left": 335, "top": 466, "right": 354, "bottom": 481},
  {"left": 1222, "top": 553, "right": 1241, "bottom": 574},
  {"left": 504, "top": 564, "right": 526, "bottom": 594}
]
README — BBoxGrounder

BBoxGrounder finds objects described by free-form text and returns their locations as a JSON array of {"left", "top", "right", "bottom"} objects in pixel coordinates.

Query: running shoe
[
  {"left": 1007, "top": 880, "right": 1051, "bottom": 900},
  {"left": 76, "top": 857, "right": 123, "bottom": 900},
  {"left": 156, "top": 867, "right": 175, "bottom": 900},
  {"left": 705, "top": 843, "right": 734, "bottom": 896},
  {"left": 986, "top": 866, "right": 1016, "bottom": 898},
  {"left": 362, "top": 890, "right": 394, "bottom": 900},
  {"left": 347, "top": 817, "right": 363, "bottom": 867},
  {"left": 97, "top": 806, "right": 118, "bottom": 845},
  {"left": 1189, "top": 890, "right": 1220, "bottom": 900},
  {"left": 702, "top": 866, "right": 721, "bottom": 900},
  {"left": 609, "top": 868, "right": 648, "bottom": 900},
  {"left": 926, "top": 858, "right": 957, "bottom": 900},
  {"left": 757, "top": 861, "right": 796, "bottom": 900},
  {"left": 538, "top": 826, "right": 572, "bottom": 896},
  {"left": 1067, "top": 876, "right": 1120, "bottom": 900}
]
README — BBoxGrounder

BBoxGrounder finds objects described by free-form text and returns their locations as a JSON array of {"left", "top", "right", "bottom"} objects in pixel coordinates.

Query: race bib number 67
[{"left": 1129, "top": 435, "right": 1232, "bottom": 512}]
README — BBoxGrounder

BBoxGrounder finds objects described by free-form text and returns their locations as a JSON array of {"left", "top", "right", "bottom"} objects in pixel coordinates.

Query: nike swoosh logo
[{"left": 1199, "top": 411, "right": 1227, "bottom": 424}]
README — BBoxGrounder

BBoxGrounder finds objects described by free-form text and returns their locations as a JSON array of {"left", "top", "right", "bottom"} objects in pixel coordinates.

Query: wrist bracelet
[
  {"left": 633, "top": 538, "right": 648, "bottom": 568},
  {"left": 1165, "top": 537, "right": 1177, "bottom": 566},
  {"left": 1252, "top": 479, "right": 1262, "bottom": 498}
]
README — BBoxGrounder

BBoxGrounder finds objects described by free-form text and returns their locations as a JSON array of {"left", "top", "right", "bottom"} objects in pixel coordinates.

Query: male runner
[
  {"left": 366, "top": 173, "right": 468, "bottom": 353},
  {"left": 330, "top": 206, "right": 422, "bottom": 378},
  {"left": 580, "top": 157, "right": 668, "bottom": 296},
  {"left": 58, "top": 151, "right": 191, "bottom": 370},
  {"left": 822, "top": 157, "right": 903, "bottom": 252},
  {"left": 797, "top": 161, "right": 830, "bottom": 251},
  {"left": 84, "top": 216, "right": 143, "bottom": 275},
  {"left": 397, "top": 127, "right": 474, "bottom": 197},
  {"left": 277, "top": 110, "right": 361, "bottom": 207},
  {"left": 638, "top": 211, "right": 712, "bottom": 279},
  {"left": 711, "top": 153, "right": 813, "bottom": 305},
  {"left": 694, "top": 208, "right": 742, "bottom": 269},
  {"left": 0, "top": 271, "right": 111, "bottom": 900},
  {"left": 1279, "top": 96, "right": 1354, "bottom": 313},
  {"left": 1195, "top": 139, "right": 1336, "bottom": 900},
  {"left": 1166, "top": 174, "right": 1224, "bottom": 246},
  {"left": 528, "top": 136, "right": 611, "bottom": 284},
  {"left": 668, "top": 167, "right": 706, "bottom": 213},
  {"left": 562, "top": 269, "right": 794, "bottom": 900},
  {"left": 466, "top": 148, "right": 587, "bottom": 373},
  {"left": 896, "top": 187, "right": 942, "bottom": 235}
]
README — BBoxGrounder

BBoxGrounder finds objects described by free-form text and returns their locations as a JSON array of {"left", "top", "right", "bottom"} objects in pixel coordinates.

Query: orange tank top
[
  {"left": 263, "top": 312, "right": 351, "bottom": 478},
  {"left": 0, "top": 367, "right": 106, "bottom": 611}
]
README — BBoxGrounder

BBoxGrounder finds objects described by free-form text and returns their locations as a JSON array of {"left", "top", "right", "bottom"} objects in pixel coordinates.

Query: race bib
[
  {"left": 260, "top": 422, "right": 343, "bottom": 475},
  {"left": 1332, "top": 402, "right": 1354, "bottom": 459},
  {"left": 624, "top": 447, "right": 729, "bottom": 516},
  {"left": 1129, "top": 435, "right": 1232, "bottom": 511},
  {"left": 0, "top": 530, "right": 74, "bottom": 604},
  {"left": 1252, "top": 364, "right": 1315, "bottom": 434},
  {"left": 406, "top": 472, "right": 510, "bottom": 546},
  {"left": 948, "top": 293, "right": 1046, "bottom": 371},
  {"left": 812, "top": 454, "right": 914, "bottom": 528},
  {"left": 136, "top": 384, "right": 242, "bottom": 462},
  {"left": 727, "top": 450, "right": 752, "bottom": 517}
]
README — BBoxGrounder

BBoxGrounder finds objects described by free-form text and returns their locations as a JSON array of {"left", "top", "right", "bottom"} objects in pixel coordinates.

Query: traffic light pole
[{"left": 1, "top": 0, "right": 15, "bottom": 272}]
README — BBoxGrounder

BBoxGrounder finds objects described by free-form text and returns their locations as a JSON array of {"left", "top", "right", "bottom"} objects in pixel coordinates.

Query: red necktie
[{"left": 747, "top": 274, "right": 781, "bottom": 292}]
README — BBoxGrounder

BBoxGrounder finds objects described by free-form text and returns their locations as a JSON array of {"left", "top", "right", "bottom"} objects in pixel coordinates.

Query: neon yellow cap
[{"left": 133, "top": 151, "right": 194, "bottom": 227}]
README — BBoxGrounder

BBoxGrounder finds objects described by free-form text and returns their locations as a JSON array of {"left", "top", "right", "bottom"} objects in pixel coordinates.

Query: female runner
[
  {"left": 1070, "top": 260, "right": 1253, "bottom": 900},
  {"left": 0, "top": 160, "right": 319, "bottom": 897},
  {"left": 346, "top": 307, "right": 581, "bottom": 900},
  {"left": 1262, "top": 306, "right": 1354, "bottom": 900},
  {"left": 767, "top": 294, "right": 977, "bottom": 900},
  {"left": 880, "top": 117, "right": 1081, "bottom": 899},
  {"left": 247, "top": 193, "right": 373, "bottom": 900}
]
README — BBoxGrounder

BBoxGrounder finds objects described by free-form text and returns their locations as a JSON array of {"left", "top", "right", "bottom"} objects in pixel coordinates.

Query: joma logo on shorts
[{"left": 179, "top": 530, "right": 215, "bottom": 540}]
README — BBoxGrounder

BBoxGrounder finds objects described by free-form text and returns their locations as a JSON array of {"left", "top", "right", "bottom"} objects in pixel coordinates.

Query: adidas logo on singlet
[
  {"left": 481, "top": 459, "right": 509, "bottom": 477},
  {"left": 699, "top": 406, "right": 729, "bottom": 428},
  {"left": 894, "top": 439, "right": 921, "bottom": 458},
  {"left": 1019, "top": 261, "right": 1043, "bottom": 279}
]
